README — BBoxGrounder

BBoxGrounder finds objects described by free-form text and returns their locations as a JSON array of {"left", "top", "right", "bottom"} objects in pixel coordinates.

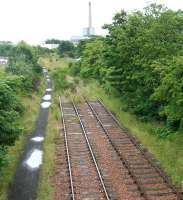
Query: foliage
[
  {"left": 68, "top": 62, "right": 81, "bottom": 76},
  {"left": 57, "top": 40, "right": 75, "bottom": 57},
  {"left": 51, "top": 68, "right": 70, "bottom": 91},
  {"left": 45, "top": 39, "right": 62, "bottom": 44},
  {"left": 6, "top": 42, "right": 42, "bottom": 92},
  {"left": 79, "top": 4, "right": 183, "bottom": 135},
  {"left": 0, "top": 42, "right": 42, "bottom": 169}
]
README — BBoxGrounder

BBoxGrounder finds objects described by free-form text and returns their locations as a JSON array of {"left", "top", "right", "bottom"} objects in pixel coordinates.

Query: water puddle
[
  {"left": 25, "top": 149, "right": 43, "bottom": 169},
  {"left": 46, "top": 88, "right": 52, "bottom": 92},
  {"left": 31, "top": 137, "right": 44, "bottom": 142},
  {"left": 41, "top": 102, "right": 51, "bottom": 108},
  {"left": 42, "top": 94, "right": 51, "bottom": 101}
]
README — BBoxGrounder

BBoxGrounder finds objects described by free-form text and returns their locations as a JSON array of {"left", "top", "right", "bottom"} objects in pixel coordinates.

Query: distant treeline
[
  {"left": 45, "top": 39, "right": 76, "bottom": 57},
  {"left": 75, "top": 4, "right": 183, "bottom": 137},
  {"left": 0, "top": 42, "right": 44, "bottom": 168}
]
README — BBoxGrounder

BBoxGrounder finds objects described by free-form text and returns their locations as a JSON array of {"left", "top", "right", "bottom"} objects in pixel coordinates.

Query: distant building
[
  {"left": 83, "top": 2, "right": 95, "bottom": 37},
  {"left": 0, "top": 57, "right": 8, "bottom": 65},
  {"left": 40, "top": 43, "right": 59, "bottom": 49},
  {"left": 71, "top": 36, "right": 89, "bottom": 45},
  {"left": 71, "top": 2, "right": 95, "bottom": 45},
  {"left": 83, "top": 27, "right": 95, "bottom": 37}
]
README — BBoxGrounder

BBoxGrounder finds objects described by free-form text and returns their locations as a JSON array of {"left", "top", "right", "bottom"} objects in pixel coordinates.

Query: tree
[
  {"left": 45, "top": 39, "right": 62, "bottom": 44},
  {"left": 57, "top": 40, "right": 75, "bottom": 57},
  {"left": 80, "top": 3, "right": 183, "bottom": 134}
]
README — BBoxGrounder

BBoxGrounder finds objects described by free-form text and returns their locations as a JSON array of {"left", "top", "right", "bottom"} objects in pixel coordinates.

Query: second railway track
[{"left": 58, "top": 97, "right": 182, "bottom": 200}]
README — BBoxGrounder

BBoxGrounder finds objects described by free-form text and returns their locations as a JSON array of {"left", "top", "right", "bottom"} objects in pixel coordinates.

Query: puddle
[
  {"left": 25, "top": 149, "right": 43, "bottom": 169},
  {"left": 41, "top": 102, "right": 51, "bottom": 108},
  {"left": 31, "top": 137, "right": 44, "bottom": 142},
  {"left": 42, "top": 94, "right": 51, "bottom": 101},
  {"left": 46, "top": 88, "right": 52, "bottom": 92}
]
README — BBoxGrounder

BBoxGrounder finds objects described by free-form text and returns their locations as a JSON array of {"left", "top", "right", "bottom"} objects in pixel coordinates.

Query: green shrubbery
[
  {"left": 51, "top": 68, "right": 72, "bottom": 91},
  {"left": 79, "top": 4, "right": 183, "bottom": 136},
  {"left": 0, "top": 42, "right": 42, "bottom": 169},
  {"left": 69, "top": 62, "right": 81, "bottom": 76}
]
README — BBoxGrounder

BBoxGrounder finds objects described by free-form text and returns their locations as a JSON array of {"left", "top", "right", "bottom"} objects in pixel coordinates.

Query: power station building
[
  {"left": 71, "top": 2, "right": 95, "bottom": 45},
  {"left": 83, "top": 1, "right": 95, "bottom": 37}
]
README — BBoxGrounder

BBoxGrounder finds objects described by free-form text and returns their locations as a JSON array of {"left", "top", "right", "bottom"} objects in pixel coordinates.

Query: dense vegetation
[
  {"left": 0, "top": 42, "right": 42, "bottom": 168},
  {"left": 45, "top": 39, "right": 76, "bottom": 57},
  {"left": 78, "top": 4, "right": 183, "bottom": 137}
]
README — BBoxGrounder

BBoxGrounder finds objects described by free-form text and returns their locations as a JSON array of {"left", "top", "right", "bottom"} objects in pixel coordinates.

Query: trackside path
[{"left": 8, "top": 68, "right": 52, "bottom": 200}]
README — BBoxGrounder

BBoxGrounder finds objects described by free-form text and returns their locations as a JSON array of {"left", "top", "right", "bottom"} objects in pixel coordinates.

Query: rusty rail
[
  {"left": 72, "top": 101, "right": 111, "bottom": 200},
  {"left": 58, "top": 96, "right": 75, "bottom": 200},
  {"left": 86, "top": 100, "right": 149, "bottom": 199},
  {"left": 98, "top": 99, "right": 183, "bottom": 200}
]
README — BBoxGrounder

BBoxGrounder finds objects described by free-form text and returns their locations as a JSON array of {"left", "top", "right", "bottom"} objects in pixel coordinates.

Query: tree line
[
  {"left": 76, "top": 4, "right": 183, "bottom": 137},
  {"left": 0, "top": 42, "right": 44, "bottom": 168}
]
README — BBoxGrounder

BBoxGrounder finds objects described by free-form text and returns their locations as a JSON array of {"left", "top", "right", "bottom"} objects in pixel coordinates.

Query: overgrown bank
[
  {"left": 0, "top": 42, "right": 46, "bottom": 199},
  {"left": 78, "top": 4, "right": 183, "bottom": 137}
]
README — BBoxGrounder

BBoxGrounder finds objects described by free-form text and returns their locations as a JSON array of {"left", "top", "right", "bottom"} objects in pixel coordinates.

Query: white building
[
  {"left": 40, "top": 43, "right": 59, "bottom": 49},
  {"left": 0, "top": 57, "right": 8, "bottom": 65},
  {"left": 70, "top": 36, "right": 89, "bottom": 45},
  {"left": 70, "top": 2, "right": 95, "bottom": 45}
]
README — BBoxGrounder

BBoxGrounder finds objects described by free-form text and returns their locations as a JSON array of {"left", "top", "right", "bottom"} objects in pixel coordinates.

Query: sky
[{"left": 0, "top": 0, "right": 183, "bottom": 44}]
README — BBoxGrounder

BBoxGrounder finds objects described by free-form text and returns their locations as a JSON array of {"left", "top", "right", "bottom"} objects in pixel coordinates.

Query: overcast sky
[{"left": 0, "top": 0, "right": 183, "bottom": 44}]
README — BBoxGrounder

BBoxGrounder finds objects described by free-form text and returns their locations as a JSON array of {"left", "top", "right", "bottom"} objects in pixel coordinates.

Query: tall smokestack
[
  {"left": 89, "top": 2, "right": 92, "bottom": 29},
  {"left": 83, "top": 1, "right": 95, "bottom": 37}
]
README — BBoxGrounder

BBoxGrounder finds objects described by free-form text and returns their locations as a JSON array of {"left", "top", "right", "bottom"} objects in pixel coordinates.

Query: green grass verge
[
  {"left": 39, "top": 54, "right": 70, "bottom": 70},
  {"left": 79, "top": 80, "right": 183, "bottom": 186},
  {"left": 0, "top": 79, "right": 45, "bottom": 200}
]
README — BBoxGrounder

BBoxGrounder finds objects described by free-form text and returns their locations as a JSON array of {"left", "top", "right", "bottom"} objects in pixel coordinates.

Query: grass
[
  {"left": 37, "top": 95, "right": 60, "bottom": 200},
  {"left": 0, "top": 79, "right": 45, "bottom": 200},
  {"left": 39, "top": 54, "right": 70, "bottom": 70},
  {"left": 79, "top": 80, "right": 183, "bottom": 186}
]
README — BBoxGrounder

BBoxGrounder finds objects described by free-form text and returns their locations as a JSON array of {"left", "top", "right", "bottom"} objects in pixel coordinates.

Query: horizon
[{"left": 0, "top": 0, "right": 183, "bottom": 45}]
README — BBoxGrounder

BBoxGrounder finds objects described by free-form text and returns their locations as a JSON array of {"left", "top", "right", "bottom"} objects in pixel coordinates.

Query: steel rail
[
  {"left": 98, "top": 99, "right": 183, "bottom": 200},
  {"left": 86, "top": 100, "right": 149, "bottom": 200},
  {"left": 58, "top": 96, "right": 75, "bottom": 200},
  {"left": 72, "top": 101, "right": 111, "bottom": 200}
]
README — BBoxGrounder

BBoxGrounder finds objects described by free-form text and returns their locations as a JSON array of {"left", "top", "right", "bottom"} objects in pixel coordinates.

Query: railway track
[
  {"left": 58, "top": 97, "right": 110, "bottom": 200},
  {"left": 58, "top": 96, "right": 182, "bottom": 200},
  {"left": 85, "top": 100, "right": 182, "bottom": 200}
]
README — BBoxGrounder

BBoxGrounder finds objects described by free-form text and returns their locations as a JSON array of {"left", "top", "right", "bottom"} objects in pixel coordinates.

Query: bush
[
  {"left": 79, "top": 4, "right": 183, "bottom": 136},
  {"left": 69, "top": 62, "right": 81, "bottom": 76},
  {"left": 0, "top": 42, "right": 42, "bottom": 169},
  {"left": 152, "top": 127, "right": 173, "bottom": 138},
  {"left": 0, "top": 147, "right": 8, "bottom": 168},
  {"left": 51, "top": 68, "right": 70, "bottom": 91},
  {"left": 0, "top": 80, "right": 22, "bottom": 169}
]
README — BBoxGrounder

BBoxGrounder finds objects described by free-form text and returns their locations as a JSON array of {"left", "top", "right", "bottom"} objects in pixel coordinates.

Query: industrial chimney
[
  {"left": 89, "top": 2, "right": 92, "bottom": 29},
  {"left": 83, "top": 2, "right": 95, "bottom": 37}
]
